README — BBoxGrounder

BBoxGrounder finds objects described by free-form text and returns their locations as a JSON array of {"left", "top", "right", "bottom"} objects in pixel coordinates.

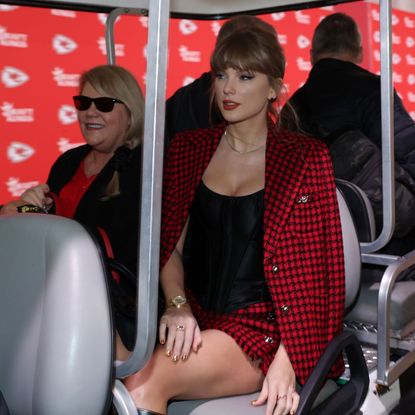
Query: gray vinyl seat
[
  {"left": 346, "top": 280, "right": 415, "bottom": 338},
  {"left": 168, "top": 187, "right": 364, "bottom": 415},
  {"left": 0, "top": 214, "right": 113, "bottom": 415},
  {"left": 337, "top": 181, "right": 415, "bottom": 340}
]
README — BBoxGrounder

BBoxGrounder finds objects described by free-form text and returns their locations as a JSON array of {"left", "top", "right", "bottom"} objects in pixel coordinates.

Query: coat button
[
  {"left": 272, "top": 264, "right": 278, "bottom": 272},
  {"left": 297, "top": 194, "right": 310, "bottom": 203},
  {"left": 280, "top": 305, "right": 289, "bottom": 315},
  {"left": 264, "top": 336, "right": 274, "bottom": 344},
  {"left": 266, "top": 312, "right": 276, "bottom": 321}
]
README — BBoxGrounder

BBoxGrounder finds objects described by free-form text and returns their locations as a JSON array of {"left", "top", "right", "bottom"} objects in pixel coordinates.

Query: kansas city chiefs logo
[
  {"left": 58, "top": 105, "right": 77, "bottom": 125},
  {"left": 1, "top": 66, "right": 29, "bottom": 88},
  {"left": 7, "top": 141, "right": 35, "bottom": 163},
  {"left": 297, "top": 35, "right": 310, "bottom": 49},
  {"left": 52, "top": 34, "right": 78, "bottom": 54},
  {"left": 179, "top": 19, "right": 198, "bottom": 35}
]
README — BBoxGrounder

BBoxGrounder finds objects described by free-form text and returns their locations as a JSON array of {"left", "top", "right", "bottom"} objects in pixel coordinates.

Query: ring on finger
[
  {"left": 176, "top": 325, "right": 185, "bottom": 331},
  {"left": 277, "top": 394, "right": 287, "bottom": 400}
]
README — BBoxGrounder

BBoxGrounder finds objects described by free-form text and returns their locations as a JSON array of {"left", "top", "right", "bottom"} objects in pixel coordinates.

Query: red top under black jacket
[{"left": 160, "top": 124, "right": 346, "bottom": 385}]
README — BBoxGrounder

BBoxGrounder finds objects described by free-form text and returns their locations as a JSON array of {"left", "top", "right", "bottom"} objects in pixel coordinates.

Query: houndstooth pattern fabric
[{"left": 160, "top": 124, "right": 345, "bottom": 385}]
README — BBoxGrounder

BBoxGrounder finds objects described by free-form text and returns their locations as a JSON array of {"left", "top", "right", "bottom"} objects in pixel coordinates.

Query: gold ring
[{"left": 176, "top": 325, "right": 185, "bottom": 331}]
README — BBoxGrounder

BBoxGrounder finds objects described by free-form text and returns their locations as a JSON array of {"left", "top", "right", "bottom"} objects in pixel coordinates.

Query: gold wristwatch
[{"left": 168, "top": 295, "right": 187, "bottom": 309}]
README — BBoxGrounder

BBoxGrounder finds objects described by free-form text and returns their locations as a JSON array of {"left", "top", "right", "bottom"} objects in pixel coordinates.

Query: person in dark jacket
[
  {"left": 0, "top": 64, "right": 144, "bottom": 355},
  {"left": 280, "top": 13, "right": 415, "bottom": 251}
]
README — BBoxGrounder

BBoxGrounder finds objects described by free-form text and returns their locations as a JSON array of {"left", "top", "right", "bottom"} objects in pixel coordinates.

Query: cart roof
[{"left": 7, "top": 0, "right": 362, "bottom": 16}]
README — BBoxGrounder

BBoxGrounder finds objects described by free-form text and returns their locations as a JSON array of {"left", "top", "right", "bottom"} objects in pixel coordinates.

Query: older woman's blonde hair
[{"left": 79, "top": 64, "right": 145, "bottom": 149}]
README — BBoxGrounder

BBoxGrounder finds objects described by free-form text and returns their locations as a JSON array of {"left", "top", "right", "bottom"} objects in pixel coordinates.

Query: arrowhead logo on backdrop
[
  {"left": 58, "top": 105, "right": 77, "bottom": 125},
  {"left": 1, "top": 66, "right": 29, "bottom": 88},
  {"left": 52, "top": 34, "right": 77, "bottom": 55},
  {"left": 179, "top": 19, "right": 198, "bottom": 35},
  {"left": 393, "top": 53, "right": 402, "bottom": 65},
  {"left": 7, "top": 141, "right": 35, "bottom": 163},
  {"left": 297, "top": 35, "right": 310, "bottom": 49},
  {"left": 271, "top": 13, "right": 285, "bottom": 21}
]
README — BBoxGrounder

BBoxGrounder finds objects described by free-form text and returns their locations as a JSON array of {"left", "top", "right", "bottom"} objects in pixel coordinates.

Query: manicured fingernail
[
  {"left": 182, "top": 354, "right": 187, "bottom": 361},
  {"left": 160, "top": 339, "right": 165, "bottom": 345},
  {"left": 166, "top": 349, "right": 172, "bottom": 357},
  {"left": 172, "top": 354, "right": 179, "bottom": 362},
  {"left": 251, "top": 400, "right": 257, "bottom": 406}
]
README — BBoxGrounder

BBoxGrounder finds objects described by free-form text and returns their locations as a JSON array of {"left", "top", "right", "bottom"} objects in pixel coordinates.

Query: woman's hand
[
  {"left": 21, "top": 184, "right": 52, "bottom": 209},
  {"left": 252, "top": 343, "right": 299, "bottom": 415},
  {"left": 158, "top": 305, "right": 202, "bottom": 362},
  {"left": 0, "top": 199, "right": 26, "bottom": 215}
]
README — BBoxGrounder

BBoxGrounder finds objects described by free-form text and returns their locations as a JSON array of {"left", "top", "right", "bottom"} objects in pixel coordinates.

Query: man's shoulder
[
  {"left": 314, "top": 58, "right": 379, "bottom": 82},
  {"left": 167, "top": 72, "right": 211, "bottom": 103}
]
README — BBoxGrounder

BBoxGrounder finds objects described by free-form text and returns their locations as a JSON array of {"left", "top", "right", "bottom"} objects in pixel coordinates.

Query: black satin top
[{"left": 183, "top": 181, "right": 271, "bottom": 314}]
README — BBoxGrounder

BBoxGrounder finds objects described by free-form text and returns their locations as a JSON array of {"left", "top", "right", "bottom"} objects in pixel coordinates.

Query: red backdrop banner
[{"left": 1, "top": 3, "right": 414, "bottom": 203}]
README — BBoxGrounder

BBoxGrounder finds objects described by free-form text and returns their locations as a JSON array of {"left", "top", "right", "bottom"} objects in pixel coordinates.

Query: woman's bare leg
[{"left": 124, "top": 329, "right": 264, "bottom": 414}]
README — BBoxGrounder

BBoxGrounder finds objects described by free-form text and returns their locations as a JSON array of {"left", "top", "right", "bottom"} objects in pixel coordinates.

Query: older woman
[
  {"left": 125, "top": 19, "right": 345, "bottom": 415},
  {"left": 0, "top": 64, "right": 144, "bottom": 355}
]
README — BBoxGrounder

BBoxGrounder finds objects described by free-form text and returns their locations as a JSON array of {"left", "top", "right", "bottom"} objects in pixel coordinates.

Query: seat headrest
[{"left": 0, "top": 214, "right": 113, "bottom": 415}]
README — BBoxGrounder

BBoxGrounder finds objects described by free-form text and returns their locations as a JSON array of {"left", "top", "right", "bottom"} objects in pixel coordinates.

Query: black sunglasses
[{"left": 73, "top": 95, "right": 124, "bottom": 112}]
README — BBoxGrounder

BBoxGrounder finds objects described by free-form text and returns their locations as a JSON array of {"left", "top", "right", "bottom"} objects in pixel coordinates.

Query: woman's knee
[{"left": 124, "top": 347, "right": 178, "bottom": 398}]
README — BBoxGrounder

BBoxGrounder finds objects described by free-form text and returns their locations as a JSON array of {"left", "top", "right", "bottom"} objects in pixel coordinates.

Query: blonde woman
[{"left": 1, "top": 64, "right": 145, "bottom": 355}]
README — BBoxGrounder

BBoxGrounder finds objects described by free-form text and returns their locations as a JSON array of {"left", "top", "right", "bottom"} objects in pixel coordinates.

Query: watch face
[{"left": 172, "top": 295, "right": 186, "bottom": 307}]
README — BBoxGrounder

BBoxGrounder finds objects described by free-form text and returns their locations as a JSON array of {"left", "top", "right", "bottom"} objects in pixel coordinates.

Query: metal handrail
[
  {"left": 105, "top": 0, "right": 170, "bottom": 379},
  {"left": 363, "top": 250, "right": 415, "bottom": 385},
  {"left": 105, "top": 7, "right": 147, "bottom": 65},
  {"left": 361, "top": 0, "right": 395, "bottom": 253}
]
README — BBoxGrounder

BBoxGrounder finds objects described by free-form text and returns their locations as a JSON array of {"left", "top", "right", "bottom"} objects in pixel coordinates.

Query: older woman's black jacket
[
  {"left": 47, "top": 144, "right": 141, "bottom": 275},
  {"left": 47, "top": 144, "right": 142, "bottom": 348}
]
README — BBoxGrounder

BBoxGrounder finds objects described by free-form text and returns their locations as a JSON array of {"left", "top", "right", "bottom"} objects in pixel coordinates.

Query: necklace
[{"left": 224, "top": 128, "right": 266, "bottom": 155}]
